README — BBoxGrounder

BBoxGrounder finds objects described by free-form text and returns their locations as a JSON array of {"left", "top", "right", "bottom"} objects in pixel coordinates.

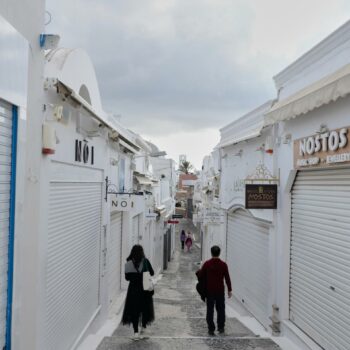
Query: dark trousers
[
  {"left": 206, "top": 294, "right": 225, "bottom": 331},
  {"left": 181, "top": 241, "right": 184, "bottom": 249},
  {"left": 132, "top": 312, "right": 147, "bottom": 333}
]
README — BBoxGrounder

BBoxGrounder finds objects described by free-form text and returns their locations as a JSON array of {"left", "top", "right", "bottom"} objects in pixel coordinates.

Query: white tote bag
[{"left": 142, "top": 260, "right": 154, "bottom": 292}]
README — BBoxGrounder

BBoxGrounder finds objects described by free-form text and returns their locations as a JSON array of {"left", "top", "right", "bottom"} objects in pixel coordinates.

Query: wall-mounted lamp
[
  {"left": 42, "top": 123, "right": 56, "bottom": 155},
  {"left": 265, "top": 136, "right": 274, "bottom": 154},
  {"left": 110, "top": 157, "right": 119, "bottom": 166},
  {"left": 317, "top": 124, "right": 329, "bottom": 134},
  {"left": 283, "top": 133, "right": 292, "bottom": 144}
]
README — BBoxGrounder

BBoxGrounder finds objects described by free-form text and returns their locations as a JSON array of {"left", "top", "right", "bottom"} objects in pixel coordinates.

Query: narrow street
[{"left": 97, "top": 221, "right": 280, "bottom": 350}]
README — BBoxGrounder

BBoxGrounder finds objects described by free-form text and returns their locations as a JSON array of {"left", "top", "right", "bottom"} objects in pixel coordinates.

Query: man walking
[{"left": 197, "top": 245, "right": 232, "bottom": 336}]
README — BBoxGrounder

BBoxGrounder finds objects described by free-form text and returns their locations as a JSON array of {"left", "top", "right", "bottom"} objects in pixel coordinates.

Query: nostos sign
[{"left": 245, "top": 184, "right": 277, "bottom": 209}]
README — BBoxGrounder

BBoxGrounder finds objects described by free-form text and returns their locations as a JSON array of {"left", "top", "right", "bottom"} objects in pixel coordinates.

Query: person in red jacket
[{"left": 198, "top": 245, "right": 232, "bottom": 336}]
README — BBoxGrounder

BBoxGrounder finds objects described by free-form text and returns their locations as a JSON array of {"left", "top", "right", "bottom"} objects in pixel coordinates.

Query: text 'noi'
[{"left": 75, "top": 140, "right": 95, "bottom": 165}]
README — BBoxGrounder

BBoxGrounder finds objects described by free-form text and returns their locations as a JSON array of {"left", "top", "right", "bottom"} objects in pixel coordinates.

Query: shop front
[
  {"left": 227, "top": 208, "right": 271, "bottom": 327},
  {"left": 288, "top": 127, "right": 350, "bottom": 350},
  {"left": 218, "top": 101, "right": 275, "bottom": 330},
  {"left": 0, "top": 100, "right": 17, "bottom": 349},
  {"left": 108, "top": 211, "right": 123, "bottom": 307}
]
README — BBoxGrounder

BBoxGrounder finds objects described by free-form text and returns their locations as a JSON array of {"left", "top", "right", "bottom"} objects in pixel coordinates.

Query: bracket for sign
[
  {"left": 104, "top": 176, "right": 142, "bottom": 202},
  {"left": 245, "top": 163, "right": 280, "bottom": 185}
]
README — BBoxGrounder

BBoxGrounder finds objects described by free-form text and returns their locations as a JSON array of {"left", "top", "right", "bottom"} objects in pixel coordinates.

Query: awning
[
  {"left": 119, "top": 139, "right": 139, "bottom": 154},
  {"left": 52, "top": 78, "right": 140, "bottom": 152},
  {"left": 216, "top": 129, "right": 262, "bottom": 149},
  {"left": 155, "top": 205, "right": 167, "bottom": 216},
  {"left": 135, "top": 175, "right": 153, "bottom": 185},
  {"left": 216, "top": 100, "right": 272, "bottom": 149},
  {"left": 265, "top": 63, "right": 350, "bottom": 125}
]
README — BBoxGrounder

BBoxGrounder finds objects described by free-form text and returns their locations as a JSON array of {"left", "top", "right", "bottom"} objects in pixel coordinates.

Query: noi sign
[{"left": 294, "top": 127, "right": 350, "bottom": 169}]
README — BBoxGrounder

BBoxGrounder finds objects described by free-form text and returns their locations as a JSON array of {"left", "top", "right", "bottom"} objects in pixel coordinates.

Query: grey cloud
[{"left": 47, "top": 0, "right": 276, "bottom": 135}]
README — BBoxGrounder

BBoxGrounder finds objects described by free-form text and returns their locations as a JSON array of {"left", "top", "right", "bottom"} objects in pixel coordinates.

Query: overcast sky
[{"left": 46, "top": 0, "right": 350, "bottom": 168}]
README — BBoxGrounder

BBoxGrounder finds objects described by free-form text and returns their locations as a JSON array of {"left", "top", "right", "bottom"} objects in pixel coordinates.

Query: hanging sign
[
  {"left": 168, "top": 220, "right": 179, "bottom": 224},
  {"left": 202, "top": 210, "right": 225, "bottom": 225},
  {"left": 145, "top": 212, "right": 158, "bottom": 219},
  {"left": 172, "top": 214, "right": 184, "bottom": 219},
  {"left": 110, "top": 194, "right": 133, "bottom": 212},
  {"left": 245, "top": 184, "right": 277, "bottom": 209},
  {"left": 294, "top": 127, "right": 350, "bottom": 169}
]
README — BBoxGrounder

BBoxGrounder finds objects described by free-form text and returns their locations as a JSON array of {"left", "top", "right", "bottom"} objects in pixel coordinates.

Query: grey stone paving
[{"left": 98, "top": 220, "right": 280, "bottom": 350}]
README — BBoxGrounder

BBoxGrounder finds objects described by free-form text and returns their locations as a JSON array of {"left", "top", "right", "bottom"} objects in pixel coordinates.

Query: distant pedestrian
[
  {"left": 122, "top": 245, "right": 155, "bottom": 340},
  {"left": 185, "top": 232, "right": 193, "bottom": 252},
  {"left": 197, "top": 245, "right": 232, "bottom": 336},
  {"left": 180, "top": 230, "right": 186, "bottom": 250}
]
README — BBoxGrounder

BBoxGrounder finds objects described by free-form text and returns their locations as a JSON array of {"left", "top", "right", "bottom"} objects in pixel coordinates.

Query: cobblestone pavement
[{"left": 98, "top": 220, "right": 280, "bottom": 350}]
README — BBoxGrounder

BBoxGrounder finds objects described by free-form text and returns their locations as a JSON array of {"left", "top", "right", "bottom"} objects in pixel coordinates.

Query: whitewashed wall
[{"left": 0, "top": 1, "right": 46, "bottom": 349}]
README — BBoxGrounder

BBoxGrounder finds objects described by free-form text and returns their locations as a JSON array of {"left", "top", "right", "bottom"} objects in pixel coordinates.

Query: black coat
[{"left": 122, "top": 258, "right": 155, "bottom": 326}]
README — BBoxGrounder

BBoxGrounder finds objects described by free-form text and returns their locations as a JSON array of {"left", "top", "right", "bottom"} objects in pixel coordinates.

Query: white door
[
  {"left": 108, "top": 212, "right": 123, "bottom": 306},
  {"left": 290, "top": 168, "right": 350, "bottom": 350},
  {"left": 0, "top": 100, "right": 15, "bottom": 348},
  {"left": 44, "top": 181, "right": 102, "bottom": 350},
  {"left": 227, "top": 209, "right": 270, "bottom": 327}
]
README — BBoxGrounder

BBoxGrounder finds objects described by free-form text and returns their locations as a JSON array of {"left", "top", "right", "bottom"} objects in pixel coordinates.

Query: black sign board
[
  {"left": 172, "top": 214, "right": 184, "bottom": 219},
  {"left": 245, "top": 184, "right": 277, "bottom": 209}
]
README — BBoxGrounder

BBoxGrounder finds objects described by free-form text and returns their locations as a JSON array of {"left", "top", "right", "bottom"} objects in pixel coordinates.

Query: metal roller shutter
[
  {"left": 108, "top": 212, "right": 122, "bottom": 306},
  {"left": 132, "top": 215, "right": 140, "bottom": 246},
  {"left": 44, "top": 181, "right": 102, "bottom": 350},
  {"left": 0, "top": 100, "right": 15, "bottom": 349},
  {"left": 290, "top": 168, "right": 350, "bottom": 350},
  {"left": 227, "top": 209, "right": 270, "bottom": 327}
]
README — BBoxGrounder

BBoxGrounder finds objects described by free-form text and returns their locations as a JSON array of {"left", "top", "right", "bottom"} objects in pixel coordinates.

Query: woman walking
[
  {"left": 180, "top": 229, "right": 186, "bottom": 250},
  {"left": 185, "top": 232, "right": 193, "bottom": 252},
  {"left": 122, "top": 245, "right": 155, "bottom": 340}
]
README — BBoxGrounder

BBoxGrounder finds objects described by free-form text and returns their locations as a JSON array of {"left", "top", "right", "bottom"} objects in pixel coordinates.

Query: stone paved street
[{"left": 97, "top": 221, "right": 280, "bottom": 350}]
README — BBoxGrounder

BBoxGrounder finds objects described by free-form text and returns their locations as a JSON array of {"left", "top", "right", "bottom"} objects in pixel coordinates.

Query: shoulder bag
[{"left": 142, "top": 259, "right": 154, "bottom": 292}]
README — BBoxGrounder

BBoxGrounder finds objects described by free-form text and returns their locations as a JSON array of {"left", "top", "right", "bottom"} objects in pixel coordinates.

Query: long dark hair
[{"left": 126, "top": 244, "right": 145, "bottom": 267}]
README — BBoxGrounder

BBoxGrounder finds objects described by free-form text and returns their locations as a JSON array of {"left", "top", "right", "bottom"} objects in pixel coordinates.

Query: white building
[
  {"left": 196, "top": 152, "right": 225, "bottom": 263},
  {"left": 0, "top": 1, "right": 45, "bottom": 349},
  {"left": 265, "top": 20, "right": 350, "bottom": 350},
  {"left": 149, "top": 150, "right": 176, "bottom": 270},
  {"left": 203, "top": 20, "right": 350, "bottom": 350},
  {"left": 216, "top": 101, "right": 276, "bottom": 331}
]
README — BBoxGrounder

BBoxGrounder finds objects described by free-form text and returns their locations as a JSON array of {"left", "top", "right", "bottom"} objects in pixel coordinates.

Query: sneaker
[
  {"left": 208, "top": 330, "right": 215, "bottom": 336},
  {"left": 140, "top": 327, "right": 149, "bottom": 339},
  {"left": 218, "top": 328, "right": 225, "bottom": 334},
  {"left": 132, "top": 332, "right": 140, "bottom": 340}
]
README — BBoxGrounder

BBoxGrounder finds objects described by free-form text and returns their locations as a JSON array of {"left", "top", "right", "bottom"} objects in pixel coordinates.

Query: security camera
[{"left": 99, "top": 123, "right": 103, "bottom": 128}]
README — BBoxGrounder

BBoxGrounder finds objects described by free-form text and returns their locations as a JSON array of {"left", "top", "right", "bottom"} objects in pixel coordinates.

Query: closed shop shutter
[
  {"left": 0, "top": 100, "right": 15, "bottom": 348},
  {"left": 227, "top": 209, "right": 270, "bottom": 327},
  {"left": 44, "top": 182, "right": 102, "bottom": 350},
  {"left": 290, "top": 168, "right": 350, "bottom": 350},
  {"left": 132, "top": 215, "right": 140, "bottom": 246},
  {"left": 108, "top": 212, "right": 123, "bottom": 306}
]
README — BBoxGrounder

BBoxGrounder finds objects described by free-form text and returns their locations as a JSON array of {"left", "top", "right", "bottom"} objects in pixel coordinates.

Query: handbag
[{"left": 142, "top": 259, "right": 154, "bottom": 292}]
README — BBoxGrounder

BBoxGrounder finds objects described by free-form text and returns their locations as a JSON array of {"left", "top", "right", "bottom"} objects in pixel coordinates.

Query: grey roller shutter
[
  {"left": 132, "top": 215, "right": 140, "bottom": 246},
  {"left": 290, "top": 168, "right": 350, "bottom": 350},
  {"left": 108, "top": 212, "right": 122, "bottom": 306},
  {"left": 44, "top": 181, "right": 102, "bottom": 350},
  {"left": 0, "top": 100, "right": 14, "bottom": 348},
  {"left": 227, "top": 209, "right": 270, "bottom": 327}
]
